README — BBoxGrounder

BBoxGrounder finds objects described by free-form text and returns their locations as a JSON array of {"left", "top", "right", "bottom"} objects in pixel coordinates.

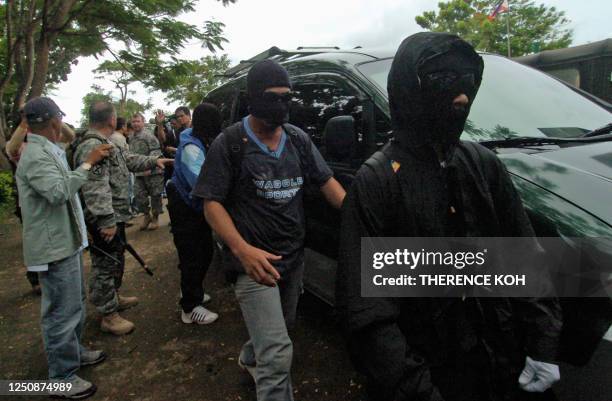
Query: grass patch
[{"left": 0, "top": 171, "right": 16, "bottom": 222}]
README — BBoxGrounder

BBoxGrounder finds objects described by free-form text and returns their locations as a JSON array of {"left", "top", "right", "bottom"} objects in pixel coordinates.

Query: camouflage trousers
[
  {"left": 87, "top": 223, "right": 126, "bottom": 315},
  {"left": 134, "top": 175, "right": 164, "bottom": 215}
]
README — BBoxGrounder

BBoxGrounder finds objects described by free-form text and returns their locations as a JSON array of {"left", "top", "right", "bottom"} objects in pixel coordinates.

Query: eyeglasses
[
  {"left": 419, "top": 71, "right": 476, "bottom": 93},
  {"left": 261, "top": 91, "right": 293, "bottom": 103}
]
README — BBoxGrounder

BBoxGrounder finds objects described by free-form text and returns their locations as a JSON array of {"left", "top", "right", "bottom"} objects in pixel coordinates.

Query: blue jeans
[
  {"left": 38, "top": 252, "right": 86, "bottom": 380},
  {"left": 234, "top": 258, "right": 304, "bottom": 401}
]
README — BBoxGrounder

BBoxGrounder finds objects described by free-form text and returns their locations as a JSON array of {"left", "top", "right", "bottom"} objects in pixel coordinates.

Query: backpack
[
  {"left": 223, "top": 122, "right": 312, "bottom": 199},
  {"left": 362, "top": 143, "right": 404, "bottom": 232},
  {"left": 66, "top": 129, "right": 105, "bottom": 170}
]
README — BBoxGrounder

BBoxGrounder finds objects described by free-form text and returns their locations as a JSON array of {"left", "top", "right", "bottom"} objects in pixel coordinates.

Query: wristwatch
[{"left": 81, "top": 162, "right": 92, "bottom": 171}]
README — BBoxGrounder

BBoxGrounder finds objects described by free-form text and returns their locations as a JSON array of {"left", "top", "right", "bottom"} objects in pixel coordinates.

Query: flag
[{"left": 488, "top": 0, "right": 509, "bottom": 21}]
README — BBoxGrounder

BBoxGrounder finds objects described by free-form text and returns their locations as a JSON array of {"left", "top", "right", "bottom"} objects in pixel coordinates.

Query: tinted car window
[
  {"left": 357, "top": 55, "right": 611, "bottom": 140},
  {"left": 205, "top": 86, "right": 236, "bottom": 128},
  {"left": 235, "top": 91, "right": 249, "bottom": 122},
  {"left": 290, "top": 80, "right": 363, "bottom": 148}
]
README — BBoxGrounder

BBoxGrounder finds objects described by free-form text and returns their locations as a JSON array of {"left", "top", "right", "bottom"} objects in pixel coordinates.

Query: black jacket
[{"left": 336, "top": 33, "right": 562, "bottom": 401}]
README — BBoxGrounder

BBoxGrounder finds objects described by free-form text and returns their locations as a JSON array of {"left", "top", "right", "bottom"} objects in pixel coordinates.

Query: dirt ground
[{"left": 0, "top": 209, "right": 367, "bottom": 401}]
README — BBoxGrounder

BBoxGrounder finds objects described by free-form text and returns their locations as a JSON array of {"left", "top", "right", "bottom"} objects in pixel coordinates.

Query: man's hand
[
  {"left": 156, "top": 158, "right": 174, "bottom": 170},
  {"left": 86, "top": 144, "right": 113, "bottom": 165},
  {"left": 99, "top": 226, "right": 117, "bottom": 243},
  {"left": 234, "top": 243, "right": 281, "bottom": 287},
  {"left": 518, "top": 356, "right": 560, "bottom": 393},
  {"left": 155, "top": 109, "right": 165, "bottom": 125}
]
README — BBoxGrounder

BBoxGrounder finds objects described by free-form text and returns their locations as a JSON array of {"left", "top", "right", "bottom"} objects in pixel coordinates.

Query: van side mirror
[{"left": 323, "top": 116, "right": 355, "bottom": 163}]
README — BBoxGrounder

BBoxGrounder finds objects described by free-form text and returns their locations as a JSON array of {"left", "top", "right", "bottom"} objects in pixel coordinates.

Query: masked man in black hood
[
  {"left": 193, "top": 60, "right": 345, "bottom": 401},
  {"left": 336, "top": 33, "right": 563, "bottom": 401}
]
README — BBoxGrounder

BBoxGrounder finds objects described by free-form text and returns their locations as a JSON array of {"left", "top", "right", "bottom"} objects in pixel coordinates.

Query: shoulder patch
[
  {"left": 391, "top": 160, "right": 401, "bottom": 173},
  {"left": 91, "top": 164, "right": 103, "bottom": 176}
]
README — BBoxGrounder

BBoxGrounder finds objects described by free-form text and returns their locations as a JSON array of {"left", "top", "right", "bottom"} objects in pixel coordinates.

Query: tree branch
[
  {"left": 102, "top": 44, "right": 148, "bottom": 86},
  {"left": 0, "top": 0, "right": 18, "bottom": 94},
  {"left": 51, "top": 0, "right": 96, "bottom": 33}
]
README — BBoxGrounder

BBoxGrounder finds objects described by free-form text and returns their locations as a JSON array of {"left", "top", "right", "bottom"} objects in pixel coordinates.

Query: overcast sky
[{"left": 53, "top": 0, "right": 612, "bottom": 126}]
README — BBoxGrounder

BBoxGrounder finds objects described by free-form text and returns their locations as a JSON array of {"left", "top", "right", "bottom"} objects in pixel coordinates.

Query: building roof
[{"left": 514, "top": 38, "right": 612, "bottom": 67}]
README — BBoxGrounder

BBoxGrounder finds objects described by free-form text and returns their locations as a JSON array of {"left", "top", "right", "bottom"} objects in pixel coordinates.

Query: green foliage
[
  {"left": 95, "top": 61, "right": 135, "bottom": 90},
  {"left": 164, "top": 55, "right": 231, "bottom": 109},
  {"left": 68, "top": 1, "right": 232, "bottom": 92},
  {"left": 80, "top": 85, "right": 151, "bottom": 126},
  {"left": 0, "top": 171, "right": 14, "bottom": 218},
  {"left": 415, "top": 0, "right": 573, "bottom": 56},
  {"left": 1, "top": 0, "right": 236, "bottom": 142}
]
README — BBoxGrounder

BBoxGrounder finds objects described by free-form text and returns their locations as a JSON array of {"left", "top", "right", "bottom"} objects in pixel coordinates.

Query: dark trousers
[
  {"left": 166, "top": 181, "right": 214, "bottom": 313},
  {"left": 26, "top": 271, "right": 39, "bottom": 287},
  {"left": 87, "top": 222, "right": 127, "bottom": 315}
]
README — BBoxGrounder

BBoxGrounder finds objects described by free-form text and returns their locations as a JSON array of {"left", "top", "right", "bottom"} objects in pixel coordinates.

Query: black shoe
[{"left": 32, "top": 284, "right": 42, "bottom": 296}]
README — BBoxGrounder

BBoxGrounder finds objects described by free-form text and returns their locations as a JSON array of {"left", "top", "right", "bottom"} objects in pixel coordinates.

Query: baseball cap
[{"left": 24, "top": 97, "right": 65, "bottom": 124}]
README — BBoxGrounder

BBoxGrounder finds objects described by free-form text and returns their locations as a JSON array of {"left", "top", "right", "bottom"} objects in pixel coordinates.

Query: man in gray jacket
[
  {"left": 16, "top": 97, "right": 110, "bottom": 399},
  {"left": 74, "top": 102, "right": 172, "bottom": 335}
]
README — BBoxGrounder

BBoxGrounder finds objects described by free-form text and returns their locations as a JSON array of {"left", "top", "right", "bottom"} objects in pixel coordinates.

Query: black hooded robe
[{"left": 336, "top": 33, "right": 562, "bottom": 401}]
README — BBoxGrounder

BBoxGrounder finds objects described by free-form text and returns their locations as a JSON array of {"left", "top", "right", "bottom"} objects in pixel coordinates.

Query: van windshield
[{"left": 357, "top": 54, "right": 611, "bottom": 141}]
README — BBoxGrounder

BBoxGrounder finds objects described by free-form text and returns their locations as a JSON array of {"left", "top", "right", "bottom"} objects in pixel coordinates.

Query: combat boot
[
  {"left": 118, "top": 294, "right": 139, "bottom": 311},
  {"left": 148, "top": 212, "right": 159, "bottom": 230},
  {"left": 139, "top": 212, "right": 152, "bottom": 231},
  {"left": 100, "top": 312, "right": 135, "bottom": 335}
]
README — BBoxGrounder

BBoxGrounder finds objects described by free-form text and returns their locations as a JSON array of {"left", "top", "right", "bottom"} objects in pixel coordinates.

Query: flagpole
[{"left": 506, "top": 2, "right": 511, "bottom": 57}]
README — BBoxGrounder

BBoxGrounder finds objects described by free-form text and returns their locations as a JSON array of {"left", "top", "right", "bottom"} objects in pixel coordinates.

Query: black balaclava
[
  {"left": 247, "top": 59, "right": 292, "bottom": 128},
  {"left": 388, "top": 32, "right": 484, "bottom": 153},
  {"left": 192, "top": 102, "right": 222, "bottom": 145}
]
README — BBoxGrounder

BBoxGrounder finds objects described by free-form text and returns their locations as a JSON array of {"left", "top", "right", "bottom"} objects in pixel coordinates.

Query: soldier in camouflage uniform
[
  {"left": 74, "top": 102, "right": 171, "bottom": 335},
  {"left": 129, "top": 113, "right": 164, "bottom": 230}
]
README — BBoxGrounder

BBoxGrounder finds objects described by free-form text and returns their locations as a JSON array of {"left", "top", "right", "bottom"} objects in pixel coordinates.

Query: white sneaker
[{"left": 181, "top": 306, "right": 218, "bottom": 325}]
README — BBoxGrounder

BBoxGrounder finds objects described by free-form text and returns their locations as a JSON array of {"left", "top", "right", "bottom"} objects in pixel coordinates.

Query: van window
[
  {"left": 547, "top": 68, "right": 581, "bottom": 88},
  {"left": 235, "top": 91, "right": 249, "bottom": 122},
  {"left": 290, "top": 81, "right": 363, "bottom": 148},
  {"left": 357, "top": 55, "right": 611, "bottom": 140}
]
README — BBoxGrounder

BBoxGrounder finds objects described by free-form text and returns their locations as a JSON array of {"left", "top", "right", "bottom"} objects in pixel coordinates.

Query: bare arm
[
  {"left": 204, "top": 200, "right": 281, "bottom": 286},
  {"left": 154, "top": 110, "right": 166, "bottom": 148},
  {"left": 204, "top": 200, "right": 247, "bottom": 252},
  {"left": 5, "top": 122, "right": 27, "bottom": 159},
  {"left": 320, "top": 177, "right": 346, "bottom": 209},
  {"left": 155, "top": 124, "right": 166, "bottom": 147}
]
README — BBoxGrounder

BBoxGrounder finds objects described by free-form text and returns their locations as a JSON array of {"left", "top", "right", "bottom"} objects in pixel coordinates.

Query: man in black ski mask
[
  {"left": 193, "top": 59, "right": 345, "bottom": 401},
  {"left": 247, "top": 59, "right": 293, "bottom": 128},
  {"left": 337, "top": 33, "right": 562, "bottom": 401}
]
